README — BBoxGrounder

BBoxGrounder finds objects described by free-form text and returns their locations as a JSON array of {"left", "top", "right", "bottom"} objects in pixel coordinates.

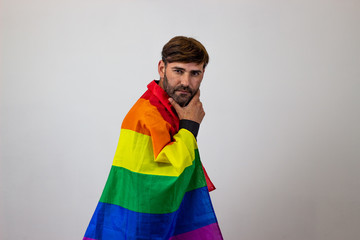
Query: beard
[{"left": 163, "top": 72, "right": 195, "bottom": 107}]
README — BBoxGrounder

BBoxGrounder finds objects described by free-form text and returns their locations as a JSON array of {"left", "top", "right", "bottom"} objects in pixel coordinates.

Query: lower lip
[{"left": 177, "top": 91, "right": 190, "bottom": 94}]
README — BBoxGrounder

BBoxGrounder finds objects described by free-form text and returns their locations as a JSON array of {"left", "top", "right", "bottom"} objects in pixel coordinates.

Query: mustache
[{"left": 173, "top": 85, "right": 193, "bottom": 94}]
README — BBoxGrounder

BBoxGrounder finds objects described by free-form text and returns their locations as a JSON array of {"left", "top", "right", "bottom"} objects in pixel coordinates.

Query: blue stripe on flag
[{"left": 84, "top": 186, "right": 217, "bottom": 240}]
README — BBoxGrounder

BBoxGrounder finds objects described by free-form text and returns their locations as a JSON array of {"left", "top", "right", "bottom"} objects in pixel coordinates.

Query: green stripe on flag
[{"left": 99, "top": 150, "right": 206, "bottom": 214}]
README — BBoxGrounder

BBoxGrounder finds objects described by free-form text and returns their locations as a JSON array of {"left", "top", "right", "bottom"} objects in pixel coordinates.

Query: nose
[{"left": 180, "top": 73, "right": 191, "bottom": 87}]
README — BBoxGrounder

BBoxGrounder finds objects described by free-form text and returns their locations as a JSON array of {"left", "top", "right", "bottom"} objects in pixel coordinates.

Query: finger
[
  {"left": 187, "top": 90, "right": 201, "bottom": 108},
  {"left": 193, "top": 89, "right": 200, "bottom": 100}
]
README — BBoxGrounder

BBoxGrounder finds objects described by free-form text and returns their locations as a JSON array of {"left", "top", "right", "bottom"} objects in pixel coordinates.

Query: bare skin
[
  {"left": 169, "top": 90, "right": 205, "bottom": 124},
  {"left": 158, "top": 60, "right": 205, "bottom": 124}
]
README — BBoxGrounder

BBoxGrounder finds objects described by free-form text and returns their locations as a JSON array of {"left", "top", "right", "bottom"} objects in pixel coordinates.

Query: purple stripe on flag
[
  {"left": 83, "top": 238, "right": 96, "bottom": 240},
  {"left": 170, "top": 223, "right": 223, "bottom": 240}
]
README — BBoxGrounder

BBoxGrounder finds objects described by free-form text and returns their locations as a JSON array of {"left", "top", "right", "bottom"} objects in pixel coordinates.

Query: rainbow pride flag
[{"left": 83, "top": 81, "right": 222, "bottom": 239}]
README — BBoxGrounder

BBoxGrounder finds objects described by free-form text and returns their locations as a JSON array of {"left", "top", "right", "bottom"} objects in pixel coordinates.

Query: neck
[{"left": 158, "top": 78, "right": 165, "bottom": 90}]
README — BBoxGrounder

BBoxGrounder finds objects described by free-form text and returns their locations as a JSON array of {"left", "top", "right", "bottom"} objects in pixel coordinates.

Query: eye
[
  {"left": 174, "top": 69, "right": 184, "bottom": 74},
  {"left": 191, "top": 71, "right": 201, "bottom": 76}
]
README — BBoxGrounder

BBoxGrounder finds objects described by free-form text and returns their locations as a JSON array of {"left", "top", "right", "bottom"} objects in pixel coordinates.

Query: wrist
[{"left": 179, "top": 120, "right": 200, "bottom": 138}]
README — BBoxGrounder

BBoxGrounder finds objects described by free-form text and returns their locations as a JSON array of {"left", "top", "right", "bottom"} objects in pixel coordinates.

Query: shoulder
[{"left": 121, "top": 97, "right": 170, "bottom": 135}]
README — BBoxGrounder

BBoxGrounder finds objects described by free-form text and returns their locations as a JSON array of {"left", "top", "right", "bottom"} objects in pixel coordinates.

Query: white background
[{"left": 1, "top": 0, "right": 360, "bottom": 239}]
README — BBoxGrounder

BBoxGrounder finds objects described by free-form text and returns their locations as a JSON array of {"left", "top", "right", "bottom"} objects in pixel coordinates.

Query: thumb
[{"left": 169, "top": 98, "right": 182, "bottom": 111}]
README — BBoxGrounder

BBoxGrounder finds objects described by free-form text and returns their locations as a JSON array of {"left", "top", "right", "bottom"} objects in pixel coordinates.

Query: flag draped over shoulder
[{"left": 83, "top": 81, "right": 222, "bottom": 240}]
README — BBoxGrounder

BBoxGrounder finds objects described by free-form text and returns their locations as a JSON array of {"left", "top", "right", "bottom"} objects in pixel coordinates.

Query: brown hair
[{"left": 161, "top": 36, "right": 209, "bottom": 69}]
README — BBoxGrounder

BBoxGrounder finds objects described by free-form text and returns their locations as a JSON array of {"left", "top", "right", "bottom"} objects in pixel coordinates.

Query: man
[{"left": 83, "top": 36, "right": 223, "bottom": 240}]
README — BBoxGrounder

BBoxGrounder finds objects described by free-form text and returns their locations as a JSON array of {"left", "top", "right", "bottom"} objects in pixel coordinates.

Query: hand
[{"left": 169, "top": 90, "right": 205, "bottom": 124}]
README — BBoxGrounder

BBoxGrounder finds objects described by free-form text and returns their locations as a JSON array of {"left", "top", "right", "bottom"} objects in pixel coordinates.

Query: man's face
[{"left": 158, "top": 61, "right": 205, "bottom": 107}]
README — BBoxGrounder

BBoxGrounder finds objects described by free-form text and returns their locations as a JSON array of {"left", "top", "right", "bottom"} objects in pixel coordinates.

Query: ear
[{"left": 158, "top": 60, "right": 166, "bottom": 78}]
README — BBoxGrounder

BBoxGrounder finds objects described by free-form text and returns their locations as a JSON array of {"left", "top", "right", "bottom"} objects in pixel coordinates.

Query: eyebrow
[
  {"left": 190, "top": 70, "right": 202, "bottom": 74},
  {"left": 171, "top": 67, "right": 203, "bottom": 74},
  {"left": 172, "top": 67, "right": 185, "bottom": 71}
]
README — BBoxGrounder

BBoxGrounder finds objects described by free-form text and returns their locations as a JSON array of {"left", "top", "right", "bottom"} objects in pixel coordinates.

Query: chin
[
  {"left": 173, "top": 99, "right": 187, "bottom": 107},
  {"left": 180, "top": 99, "right": 191, "bottom": 107}
]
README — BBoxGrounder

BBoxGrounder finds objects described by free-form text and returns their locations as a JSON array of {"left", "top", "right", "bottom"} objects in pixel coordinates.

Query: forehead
[{"left": 166, "top": 62, "right": 204, "bottom": 71}]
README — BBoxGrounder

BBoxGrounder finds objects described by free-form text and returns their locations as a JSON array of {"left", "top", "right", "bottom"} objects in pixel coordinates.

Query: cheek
[
  {"left": 191, "top": 78, "right": 202, "bottom": 89},
  {"left": 167, "top": 74, "right": 180, "bottom": 86}
]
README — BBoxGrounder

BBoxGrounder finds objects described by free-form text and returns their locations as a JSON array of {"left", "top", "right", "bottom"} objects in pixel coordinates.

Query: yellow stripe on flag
[{"left": 112, "top": 129, "right": 197, "bottom": 177}]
